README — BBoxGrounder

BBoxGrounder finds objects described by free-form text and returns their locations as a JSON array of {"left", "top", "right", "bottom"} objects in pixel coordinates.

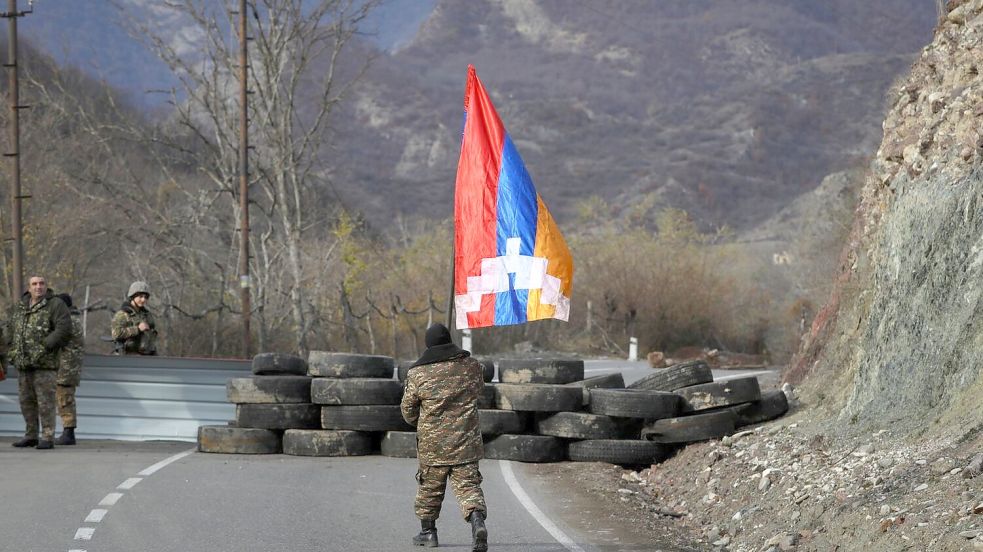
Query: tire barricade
[{"left": 200, "top": 353, "right": 789, "bottom": 466}]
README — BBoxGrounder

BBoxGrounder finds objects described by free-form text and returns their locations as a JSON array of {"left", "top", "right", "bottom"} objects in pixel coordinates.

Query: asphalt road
[
  {"left": 0, "top": 439, "right": 607, "bottom": 552},
  {"left": 0, "top": 360, "right": 777, "bottom": 552}
]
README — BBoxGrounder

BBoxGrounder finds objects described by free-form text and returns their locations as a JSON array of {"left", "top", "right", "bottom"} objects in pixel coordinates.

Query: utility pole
[
  {"left": 2, "top": 0, "right": 31, "bottom": 302},
  {"left": 237, "top": 0, "right": 252, "bottom": 357}
]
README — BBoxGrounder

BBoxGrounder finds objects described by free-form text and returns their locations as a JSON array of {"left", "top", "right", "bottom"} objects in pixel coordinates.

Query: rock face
[{"left": 791, "top": 1, "right": 983, "bottom": 439}]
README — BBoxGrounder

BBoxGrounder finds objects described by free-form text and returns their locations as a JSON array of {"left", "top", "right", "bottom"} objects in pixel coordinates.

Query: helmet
[{"left": 127, "top": 281, "right": 151, "bottom": 299}]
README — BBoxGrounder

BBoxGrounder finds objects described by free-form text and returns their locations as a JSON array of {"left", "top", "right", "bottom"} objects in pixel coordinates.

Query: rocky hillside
[
  {"left": 792, "top": 0, "right": 983, "bottom": 442},
  {"left": 332, "top": 0, "right": 935, "bottom": 231}
]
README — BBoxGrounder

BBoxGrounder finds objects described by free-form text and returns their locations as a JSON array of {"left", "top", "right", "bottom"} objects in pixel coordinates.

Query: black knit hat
[
  {"left": 425, "top": 323, "right": 453, "bottom": 348},
  {"left": 413, "top": 323, "right": 469, "bottom": 367}
]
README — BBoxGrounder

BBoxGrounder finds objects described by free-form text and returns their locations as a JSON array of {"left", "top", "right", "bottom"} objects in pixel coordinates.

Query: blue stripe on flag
[
  {"left": 495, "top": 274, "right": 528, "bottom": 325},
  {"left": 496, "top": 134, "right": 538, "bottom": 257}
]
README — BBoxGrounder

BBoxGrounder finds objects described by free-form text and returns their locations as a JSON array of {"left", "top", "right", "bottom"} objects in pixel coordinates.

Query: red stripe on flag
[{"left": 455, "top": 65, "right": 505, "bottom": 327}]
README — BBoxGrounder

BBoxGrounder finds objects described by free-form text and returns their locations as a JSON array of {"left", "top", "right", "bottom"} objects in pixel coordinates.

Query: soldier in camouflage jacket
[
  {"left": 400, "top": 323, "right": 487, "bottom": 551},
  {"left": 7, "top": 276, "right": 72, "bottom": 449},
  {"left": 111, "top": 281, "right": 157, "bottom": 355},
  {"left": 54, "top": 293, "right": 84, "bottom": 445}
]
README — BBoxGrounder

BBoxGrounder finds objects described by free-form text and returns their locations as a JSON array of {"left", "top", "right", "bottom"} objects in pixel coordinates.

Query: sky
[{"left": 15, "top": 0, "right": 435, "bottom": 109}]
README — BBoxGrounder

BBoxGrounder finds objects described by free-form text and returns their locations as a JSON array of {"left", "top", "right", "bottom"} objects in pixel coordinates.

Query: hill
[{"left": 330, "top": 0, "right": 936, "bottom": 231}]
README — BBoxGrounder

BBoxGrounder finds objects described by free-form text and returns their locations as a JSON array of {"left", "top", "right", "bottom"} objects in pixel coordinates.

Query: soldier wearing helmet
[{"left": 110, "top": 281, "right": 158, "bottom": 355}]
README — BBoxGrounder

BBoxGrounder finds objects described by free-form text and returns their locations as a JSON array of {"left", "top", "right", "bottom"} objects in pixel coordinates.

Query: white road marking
[
  {"left": 714, "top": 370, "right": 773, "bottom": 382},
  {"left": 117, "top": 477, "right": 143, "bottom": 490},
  {"left": 499, "top": 460, "right": 587, "bottom": 552},
  {"left": 84, "top": 509, "right": 107, "bottom": 523},
  {"left": 98, "top": 493, "right": 123, "bottom": 506},
  {"left": 71, "top": 447, "right": 196, "bottom": 551},
  {"left": 138, "top": 448, "right": 195, "bottom": 476},
  {"left": 583, "top": 367, "right": 616, "bottom": 374}
]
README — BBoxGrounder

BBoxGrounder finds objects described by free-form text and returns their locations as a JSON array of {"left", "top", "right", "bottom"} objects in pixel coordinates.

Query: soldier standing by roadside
[
  {"left": 111, "top": 281, "right": 158, "bottom": 355},
  {"left": 54, "top": 293, "right": 84, "bottom": 445},
  {"left": 400, "top": 323, "right": 488, "bottom": 552},
  {"left": 8, "top": 275, "right": 73, "bottom": 449}
]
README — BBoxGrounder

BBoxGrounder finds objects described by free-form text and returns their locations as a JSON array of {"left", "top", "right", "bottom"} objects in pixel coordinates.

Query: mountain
[
  {"left": 17, "top": 0, "right": 937, "bottom": 233},
  {"left": 332, "top": 0, "right": 936, "bottom": 232}
]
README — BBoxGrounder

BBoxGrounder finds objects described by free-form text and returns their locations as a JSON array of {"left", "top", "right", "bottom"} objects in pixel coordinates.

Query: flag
[{"left": 453, "top": 65, "right": 574, "bottom": 330}]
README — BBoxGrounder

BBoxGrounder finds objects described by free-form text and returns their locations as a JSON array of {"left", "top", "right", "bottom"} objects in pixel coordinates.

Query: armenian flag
[{"left": 453, "top": 65, "right": 574, "bottom": 330}]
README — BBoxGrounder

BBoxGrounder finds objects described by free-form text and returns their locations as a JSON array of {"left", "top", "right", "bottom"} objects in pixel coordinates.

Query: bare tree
[{"left": 119, "top": 0, "right": 378, "bottom": 354}]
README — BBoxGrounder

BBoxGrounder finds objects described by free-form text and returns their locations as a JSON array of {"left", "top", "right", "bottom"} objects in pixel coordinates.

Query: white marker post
[
  {"left": 462, "top": 329, "right": 473, "bottom": 352},
  {"left": 628, "top": 337, "right": 638, "bottom": 361}
]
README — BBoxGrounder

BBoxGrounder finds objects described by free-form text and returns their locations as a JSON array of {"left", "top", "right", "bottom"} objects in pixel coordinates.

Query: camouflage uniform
[
  {"left": 111, "top": 303, "right": 157, "bottom": 355},
  {"left": 401, "top": 354, "right": 486, "bottom": 521},
  {"left": 8, "top": 290, "right": 72, "bottom": 441},
  {"left": 56, "top": 311, "right": 84, "bottom": 428}
]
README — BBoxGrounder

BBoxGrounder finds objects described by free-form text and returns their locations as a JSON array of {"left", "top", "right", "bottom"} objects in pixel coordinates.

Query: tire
[
  {"left": 498, "top": 359, "right": 584, "bottom": 384},
  {"left": 627, "top": 360, "right": 713, "bottom": 392},
  {"left": 399, "top": 357, "right": 494, "bottom": 383},
  {"left": 478, "top": 385, "right": 496, "bottom": 409},
  {"left": 729, "top": 389, "right": 789, "bottom": 427},
  {"left": 381, "top": 431, "right": 417, "bottom": 458},
  {"left": 282, "top": 429, "right": 374, "bottom": 457},
  {"left": 640, "top": 409, "right": 737, "bottom": 444},
  {"left": 396, "top": 360, "right": 414, "bottom": 383},
  {"left": 251, "top": 352, "right": 308, "bottom": 376},
  {"left": 308, "top": 352, "right": 395, "bottom": 378},
  {"left": 677, "top": 376, "right": 761, "bottom": 411},
  {"left": 320, "top": 405, "right": 414, "bottom": 432},
  {"left": 479, "top": 409, "right": 528, "bottom": 435},
  {"left": 494, "top": 383, "right": 583, "bottom": 412},
  {"left": 227, "top": 376, "right": 312, "bottom": 404},
  {"left": 483, "top": 434, "right": 565, "bottom": 463},
  {"left": 235, "top": 404, "right": 321, "bottom": 430},
  {"left": 533, "top": 412, "right": 623, "bottom": 440},
  {"left": 568, "top": 439, "right": 675, "bottom": 465},
  {"left": 587, "top": 388, "right": 682, "bottom": 420},
  {"left": 197, "top": 425, "right": 281, "bottom": 454},
  {"left": 475, "top": 357, "right": 496, "bottom": 382},
  {"left": 311, "top": 378, "right": 403, "bottom": 405},
  {"left": 566, "top": 373, "right": 625, "bottom": 406}
]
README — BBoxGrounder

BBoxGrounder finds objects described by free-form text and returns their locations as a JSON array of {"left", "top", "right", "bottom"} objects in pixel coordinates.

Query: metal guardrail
[{"left": 0, "top": 354, "right": 251, "bottom": 442}]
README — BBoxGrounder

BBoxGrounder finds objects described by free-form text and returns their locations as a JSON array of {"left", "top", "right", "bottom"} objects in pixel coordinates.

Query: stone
[
  {"left": 959, "top": 530, "right": 980, "bottom": 539},
  {"left": 914, "top": 483, "right": 928, "bottom": 492},
  {"left": 764, "top": 532, "right": 798, "bottom": 549},
  {"left": 880, "top": 504, "right": 891, "bottom": 515},
  {"left": 877, "top": 457, "right": 894, "bottom": 468},
  {"left": 930, "top": 457, "right": 956, "bottom": 475},
  {"left": 964, "top": 453, "right": 983, "bottom": 479},
  {"left": 759, "top": 476, "right": 771, "bottom": 491},
  {"left": 711, "top": 535, "right": 731, "bottom": 547},
  {"left": 646, "top": 351, "right": 666, "bottom": 368}
]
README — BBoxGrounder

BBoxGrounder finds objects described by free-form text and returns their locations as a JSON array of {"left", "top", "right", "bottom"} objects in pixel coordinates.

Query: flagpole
[{"left": 446, "top": 237, "right": 455, "bottom": 329}]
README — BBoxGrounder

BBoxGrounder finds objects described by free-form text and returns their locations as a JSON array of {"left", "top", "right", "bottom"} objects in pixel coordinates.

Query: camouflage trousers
[
  {"left": 414, "top": 462, "right": 486, "bottom": 521},
  {"left": 56, "top": 384, "right": 77, "bottom": 428},
  {"left": 18, "top": 370, "right": 57, "bottom": 441}
]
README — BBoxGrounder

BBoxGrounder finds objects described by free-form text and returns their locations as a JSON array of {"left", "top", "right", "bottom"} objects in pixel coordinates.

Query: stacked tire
[
  {"left": 302, "top": 352, "right": 404, "bottom": 457},
  {"left": 198, "top": 354, "right": 788, "bottom": 467},
  {"left": 631, "top": 360, "right": 788, "bottom": 445},
  {"left": 198, "top": 352, "right": 315, "bottom": 454}
]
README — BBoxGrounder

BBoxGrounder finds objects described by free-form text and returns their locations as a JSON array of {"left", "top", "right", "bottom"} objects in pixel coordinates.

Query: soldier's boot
[
  {"left": 36, "top": 439, "right": 54, "bottom": 450},
  {"left": 11, "top": 437, "right": 38, "bottom": 448},
  {"left": 469, "top": 511, "right": 488, "bottom": 552},
  {"left": 55, "top": 427, "right": 76, "bottom": 446},
  {"left": 412, "top": 519, "right": 438, "bottom": 547}
]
